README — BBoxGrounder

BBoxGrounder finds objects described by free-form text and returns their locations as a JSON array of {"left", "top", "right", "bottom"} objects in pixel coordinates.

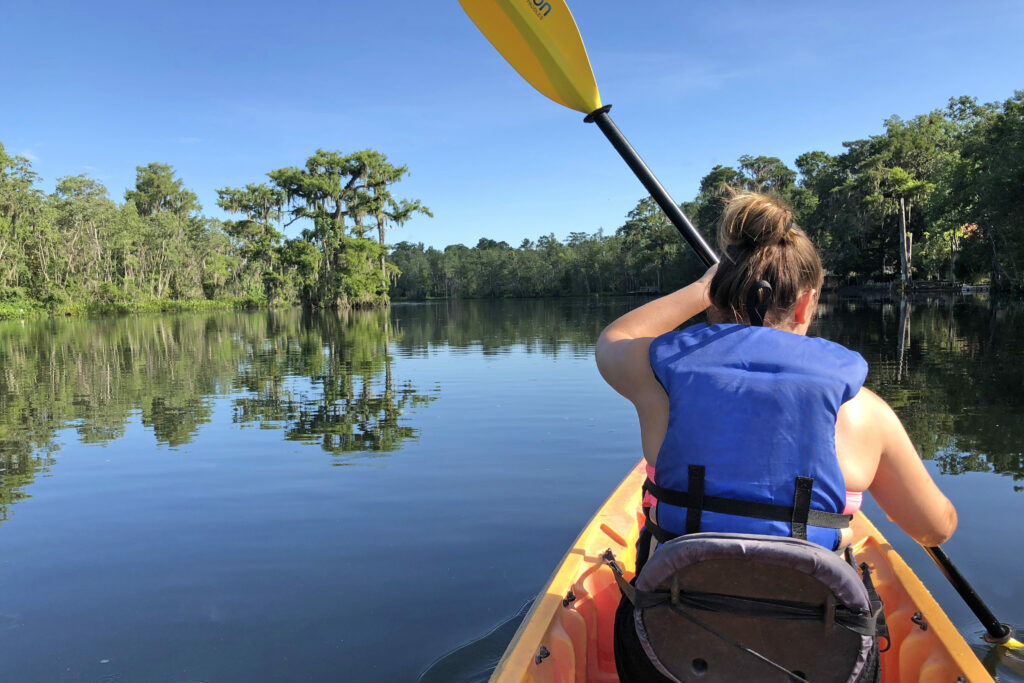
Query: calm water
[{"left": 0, "top": 298, "right": 1021, "bottom": 683}]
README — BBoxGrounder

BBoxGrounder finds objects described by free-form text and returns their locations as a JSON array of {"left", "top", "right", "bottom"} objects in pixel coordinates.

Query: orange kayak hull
[{"left": 489, "top": 460, "right": 993, "bottom": 683}]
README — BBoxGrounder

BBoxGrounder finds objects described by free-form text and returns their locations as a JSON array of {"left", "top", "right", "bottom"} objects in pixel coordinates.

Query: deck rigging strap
[
  {"left": 606, "top": 551, "right": 877, "bottom": 637},
  {"left": 648, "top": 588, "right": 876, "bottom": 636}
]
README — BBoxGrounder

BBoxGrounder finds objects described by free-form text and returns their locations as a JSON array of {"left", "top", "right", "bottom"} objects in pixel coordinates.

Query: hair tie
[{"left": 746, "top": 280, "right": 773, "bottom": 327}]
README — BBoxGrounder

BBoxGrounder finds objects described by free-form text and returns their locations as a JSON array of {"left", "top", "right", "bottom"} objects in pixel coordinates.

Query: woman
[{"left": 595, "top": 191, "right": 957, "bottom": 552}]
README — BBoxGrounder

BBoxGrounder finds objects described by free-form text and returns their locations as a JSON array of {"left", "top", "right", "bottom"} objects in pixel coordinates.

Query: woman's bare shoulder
[{"left": 839, "top": 386, "right": 901, "bottom": 435}]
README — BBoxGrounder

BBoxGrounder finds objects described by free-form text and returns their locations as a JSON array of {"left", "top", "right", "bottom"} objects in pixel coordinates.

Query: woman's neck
[{"left": 707, "top": 306, "right": 803, "bottom": 334}]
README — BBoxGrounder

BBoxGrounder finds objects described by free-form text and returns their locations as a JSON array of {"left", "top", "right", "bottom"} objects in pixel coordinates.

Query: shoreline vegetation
[
  {"left": 0, "top": 296, "right": 264, "bottom": 319},
  {"left": 0, "top": 147, "right": 430, "bottom": 320},
  {"left": 389, "top": 92, "right": 1024, "bottom": 302},
  {"left": 2, "top": 91, "right": 1021, "bottom": 320}
]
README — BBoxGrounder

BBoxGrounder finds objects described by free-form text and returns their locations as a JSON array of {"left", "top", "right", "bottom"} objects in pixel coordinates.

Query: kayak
[{"left": 489, "top": 460, "right": 994, "bottom": 683}]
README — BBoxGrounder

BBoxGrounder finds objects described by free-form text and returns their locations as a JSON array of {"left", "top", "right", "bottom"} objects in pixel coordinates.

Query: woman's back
[
  {"left": 646, "top": 323, "right": 866, "bottom": 548},
  {"left": 595, "top": 191, "right": 956, "bottom": 548}
]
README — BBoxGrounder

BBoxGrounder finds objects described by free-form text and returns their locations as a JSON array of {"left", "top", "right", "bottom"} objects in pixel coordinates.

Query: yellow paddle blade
[
  {"left": 459, "top": 0, "right": 602, "bottom": 114},
  {"left": 1005, "top": 636, "right": 1024, "bottom": 650}
]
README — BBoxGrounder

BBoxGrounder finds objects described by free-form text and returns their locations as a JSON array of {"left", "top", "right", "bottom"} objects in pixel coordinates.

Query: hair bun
[
  {"left": 709, "top": 190, "right": 823, "bottom": 327},
  {"left": 720, "top": 192, "right": 793, "bottom": 249}
]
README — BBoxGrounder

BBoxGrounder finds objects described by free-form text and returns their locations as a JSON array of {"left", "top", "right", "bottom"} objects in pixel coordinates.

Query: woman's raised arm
[{"left": 595, "top": 266, "right": 716, "bottom": 403}]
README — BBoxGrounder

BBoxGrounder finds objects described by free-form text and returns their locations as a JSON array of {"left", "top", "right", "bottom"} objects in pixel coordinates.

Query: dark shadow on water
[{"left": 415, "top": 600, "right": 533, "bottom": 683}]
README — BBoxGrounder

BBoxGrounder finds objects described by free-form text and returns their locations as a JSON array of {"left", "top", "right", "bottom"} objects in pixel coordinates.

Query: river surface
[{"left": 0, "top": 297, "right": 1021, "bottom": 683}]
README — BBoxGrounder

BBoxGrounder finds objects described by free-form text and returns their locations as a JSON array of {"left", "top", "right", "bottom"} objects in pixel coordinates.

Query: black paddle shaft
[
  {"left": 925, "top": 545, "right": 1015, "bottom": 644},
  {"left": 584, "top": 105, "right": 718, "bottom": 268}
]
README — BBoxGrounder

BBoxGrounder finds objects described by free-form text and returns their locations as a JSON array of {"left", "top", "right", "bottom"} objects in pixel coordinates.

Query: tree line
[
  {"left": 390, "top": 91, "right": 1024, "bottom": 299},
  {"left": 2, "top": 90, "right": 1021, "bottom": 316},
  {"left": 0, "top": 146, "right": 429, "bottom": 317}
]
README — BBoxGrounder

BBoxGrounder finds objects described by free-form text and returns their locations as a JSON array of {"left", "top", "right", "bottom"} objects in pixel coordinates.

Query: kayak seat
[{"left": 612, "top": 532, "right": 882, "bottom": 683}]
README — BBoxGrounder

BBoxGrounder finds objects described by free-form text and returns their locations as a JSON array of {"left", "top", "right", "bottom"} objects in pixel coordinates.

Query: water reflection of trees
[
  {"left": 0, "top": 309, "right": 435, "bottom": 521},
  {"left": 820, "top": 294, "right": 1024, "bottom": 488},
  {"left": 390, "top": 298, "right": 633, "bottom": 356},
  {"left": 231, "top": 310, "right": 436, "bottom": 454},
  {"left": 3, "top": 296, "right": 1021, "bottom": 524}
]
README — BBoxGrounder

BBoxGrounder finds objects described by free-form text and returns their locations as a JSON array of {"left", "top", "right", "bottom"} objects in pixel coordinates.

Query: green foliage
[
  {"left": 0, "top": 144, "right": 428, "bottom": 315},
  {"left": 389, "top": 204, "right": 706, "bottom": 300},
  {"left": 125, "top": 162, "right": 200, "bottom": 218},
  {"left": 390, "top": 91, "right": 1024, "bottom": 299},
  {"left": 617, "top": 197, "right": 684, "bottom": 292},
  {"left": 943, "top": 92, "right": 1024, "bottom": 288},
  {"left": 267, "top": 149, "right": 429, "bottom": 309},
  {"left": 3, "top": 90, "right": 1022, "bottom": 310},
  {"left": 217, "top": 183, "right": 286, "bottom": 299}
]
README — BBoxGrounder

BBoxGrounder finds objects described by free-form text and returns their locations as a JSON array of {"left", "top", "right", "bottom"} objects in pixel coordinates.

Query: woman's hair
[{"left": 708, "top": 191, "right": 823, "bottom": 327}]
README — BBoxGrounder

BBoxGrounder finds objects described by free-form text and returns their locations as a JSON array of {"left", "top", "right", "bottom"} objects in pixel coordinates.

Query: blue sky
[{"left": 2, "top": 0, "right": 1022, "bottom": 249}]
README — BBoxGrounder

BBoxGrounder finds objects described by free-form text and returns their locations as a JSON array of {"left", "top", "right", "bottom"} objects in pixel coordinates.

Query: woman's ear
[{"left": 793, "top": 288, "right": 817, "bottom": 325}]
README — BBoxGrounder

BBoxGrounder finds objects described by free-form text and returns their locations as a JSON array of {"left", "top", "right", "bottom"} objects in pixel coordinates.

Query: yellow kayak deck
[{"left": 490, "top": 460, "right": 992, "bottom": 683}]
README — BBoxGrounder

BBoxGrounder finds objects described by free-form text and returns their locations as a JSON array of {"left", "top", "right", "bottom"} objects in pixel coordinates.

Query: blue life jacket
[{"left": 645, "top": 323, "right": 868, "bottom": 550}]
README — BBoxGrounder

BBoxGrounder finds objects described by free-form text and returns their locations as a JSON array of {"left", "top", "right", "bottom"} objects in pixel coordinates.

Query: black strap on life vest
[
  {"left": 642, "top": 473, "right": 852, "bottom": 545},
  {"left": 792, "top": 476, "right": 813, "bottom": 540},
  {"left": 685, "top": 465, "right": 704, "bottom": 535}
]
